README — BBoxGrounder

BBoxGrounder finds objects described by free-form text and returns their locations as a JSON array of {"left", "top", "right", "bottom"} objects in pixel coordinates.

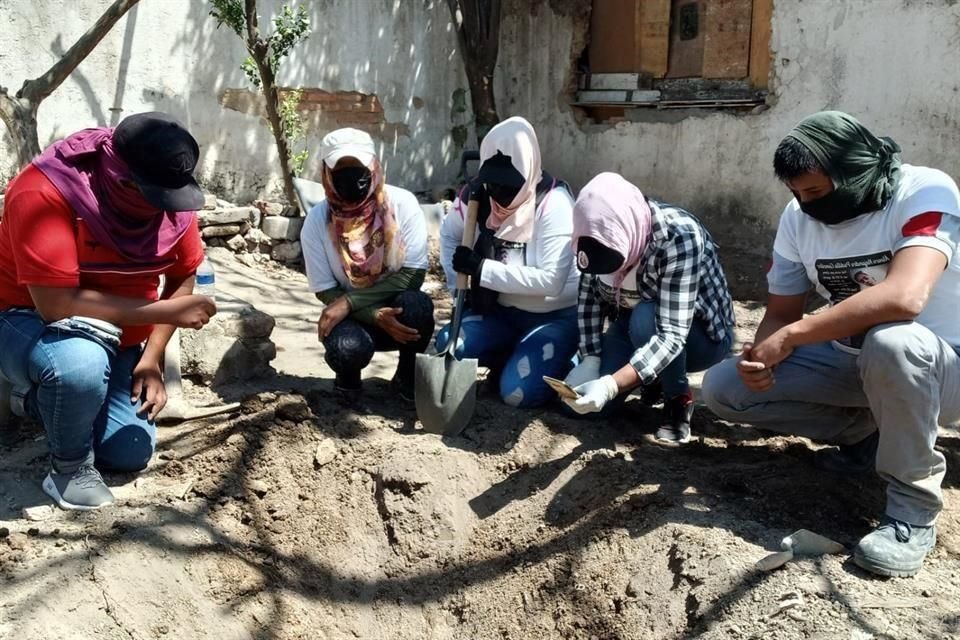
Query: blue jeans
[
  {"left": 435, "top": 304, "right": 579, "bottom": 408},
  {"left": 0, "top": 310, "right": 156, "bottom": 472},
  {"left": 601, "top": 302, "right": 732, "bottom": 399}
]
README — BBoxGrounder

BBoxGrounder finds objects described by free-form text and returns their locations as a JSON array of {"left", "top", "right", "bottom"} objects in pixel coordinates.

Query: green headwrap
[{"left": 787, "top": 111, "right": 902, "bottom": 218}]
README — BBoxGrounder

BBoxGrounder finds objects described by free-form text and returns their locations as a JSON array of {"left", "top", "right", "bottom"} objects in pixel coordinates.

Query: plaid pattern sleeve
[
  {"left": 577, "top": 273, "right": 605, "bottom": 357},
  {"left": 628, "top": 225, "right": 704, "bottom": 383}
]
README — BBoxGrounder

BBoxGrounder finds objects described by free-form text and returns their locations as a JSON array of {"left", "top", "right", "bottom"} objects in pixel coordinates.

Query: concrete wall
[
  {"left": 3, "top": 0, "right": 959, "bottom": 242},
  {"left": 496, "top": 0, "right": 960, "bottom": 236},
  {"left": 0, "top": 0, "right": 470, "bottom": 200}
]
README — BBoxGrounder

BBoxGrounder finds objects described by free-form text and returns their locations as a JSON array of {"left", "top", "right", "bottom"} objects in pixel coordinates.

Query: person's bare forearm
[
  {"left": 29, "top": 285, "right": 175, "bottom": 326},
  {"left": 140, "top": 276, "right": 196, "bottom": 366},
  {"left": 753, "top": 314, "right": 793, "bottom": 346},
  {"left": 781, "top": 282, "right": 920, "bottom": 348}
]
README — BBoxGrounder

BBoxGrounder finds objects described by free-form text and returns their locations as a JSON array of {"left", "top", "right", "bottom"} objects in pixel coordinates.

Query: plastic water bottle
[{"left": 195, "top": 255, "right": 216, "bottom": 301}]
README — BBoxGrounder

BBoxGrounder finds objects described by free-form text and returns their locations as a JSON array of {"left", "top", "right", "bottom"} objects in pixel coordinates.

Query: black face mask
[
  {"left": 331, "top": 167, "right": 372, "bottom": 203},
  {"left": 797, "top": 188, "right": 865, "bottom": 225},
  {"left": 485, "top": 182, "right": 522, "bottom": 207},
  {"left": 576, "top": 237, "right": 625, "bottom": 274}
]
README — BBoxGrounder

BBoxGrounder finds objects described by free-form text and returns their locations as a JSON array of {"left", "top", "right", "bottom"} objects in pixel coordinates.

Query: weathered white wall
[
  {"left": 497, "top": 0, "right": 960, "bottom": 236},
  {"left": 0, "top": 0, "right": 470, "bottom": 200},
  {"left": 2, "top": 0, "right": 959, "bottom": 241}
]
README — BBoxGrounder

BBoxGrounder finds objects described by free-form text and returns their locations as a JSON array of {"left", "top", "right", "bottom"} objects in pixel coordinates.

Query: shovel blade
[{"left": 414, "top": 351, "right": 478, "bottom": 435}]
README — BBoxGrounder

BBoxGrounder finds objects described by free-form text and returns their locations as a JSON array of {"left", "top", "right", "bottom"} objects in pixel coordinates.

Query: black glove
[{"left": 453, "top": 245, "right": 484, "bottom": 277}]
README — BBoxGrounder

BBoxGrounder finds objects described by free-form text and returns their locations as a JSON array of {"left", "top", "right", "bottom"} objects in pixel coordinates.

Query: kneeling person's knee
[
  {"left": 701, "top": 358, "right": 743, "bottom": 418},
  {"left": 96, "top": 424, "right": 155, "bottom": 473},
  {"left": 324, "top": 321, "right": 375, "bottom": 372},
  {"left": 394, "top": 290, "right": 435, "bottom": 335}
]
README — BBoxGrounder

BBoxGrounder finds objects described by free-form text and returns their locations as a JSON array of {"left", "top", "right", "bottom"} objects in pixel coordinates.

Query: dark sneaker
[
  {"left": 854, "top": 517, "right": 936, "bottom": 577},
  {"left": 656, "top": 394, "right": 693, "bottom": 444},
  {"left": 42, "top": 464, "right": 114, "bottom": 511},
  {"left": 638, "top": 379, "right": 663, "bottom": 407},
  {"left": 814, "top": 430, "right": 879, "bottom": 474},
  {"left": 334, "top": 370, "right": 362, "bottom": 393}
]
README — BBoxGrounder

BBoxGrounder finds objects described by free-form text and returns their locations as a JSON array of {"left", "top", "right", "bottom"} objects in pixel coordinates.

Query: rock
[
  {"left": 201, "top": 224, "right": 243, "bottom": 238},
  {"left": 211, "top": 301, "right": 275, "bottom": 339},
  {"left": 179, "top": 293, "right": 277, "bottom": 384},
  {"left": 248, "top": 480, "right": 269, "bottom": 498},
  {"left": 6, "top": 533, "right": 26, "bottom": 550},
  {"left": 261, "top": 215, "right": 304, "bottom": 241},
  {"left": 206, "top": 246, "right": 235, "bottom": 262},
  {"left": 244, "top": 227, "right": 271, "bottom": 244},
  {"left": 197, "top": 206, "right": 258, "bottom": 228},
  {"left": 225, "top": 234, "right": 247, "bottom": 252},
  {"left": 314, "top": 440, "right": 337, "bottom": 468},
  {"left": 26, "top": 527, "right": 39, "bottom": 537},
  {"left": 203, "top": 193, "right": 218, "bottom": 210},
  {"left": 215, "top": 198, "right": 233, "bottom": 209},
  {"left": 254, "top": 200, "right": 285, "bottom": 217},
  {"left": 277, "top": 394, "right": 312, "bottom": 422},
  {"left": 237, "top": 254, "right": 259, "bottom": 267},
  {"left": 271, "top": 241, "right": 302, "bottom": 263},
  {"left": 626, "top": 573, "right": 644, "bottom": 597},
  {"left": 0, "top": 526, "right": 8, "bottom": 538},
  {"left": 22, "top": 505, "right": 56, "bottom": 522}
]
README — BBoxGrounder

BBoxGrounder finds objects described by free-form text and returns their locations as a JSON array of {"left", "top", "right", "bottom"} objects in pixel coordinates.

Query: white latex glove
[
  {"left": 564, "top": 354, "right": 601, "bottom": 389},
  {"left": 563, "top": 375, "right": 619, "bottom": 415}
]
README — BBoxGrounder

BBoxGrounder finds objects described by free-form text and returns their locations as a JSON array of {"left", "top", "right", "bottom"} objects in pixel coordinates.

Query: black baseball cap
[
  {"left": 113, "top": 112, "right": 204, "bottom": 212},
  {"left": 477, "top": 150, "right": 525, "bottom": 189}
]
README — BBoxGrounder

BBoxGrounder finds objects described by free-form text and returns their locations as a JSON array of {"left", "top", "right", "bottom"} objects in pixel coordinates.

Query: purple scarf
[{"left": 32, "top": 127, "right": 194, "bottom": 262}]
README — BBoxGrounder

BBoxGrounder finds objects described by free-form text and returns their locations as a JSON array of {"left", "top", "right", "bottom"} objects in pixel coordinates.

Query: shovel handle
[{"left": 457, "top": 198, "right": 480, "bottom": 291}]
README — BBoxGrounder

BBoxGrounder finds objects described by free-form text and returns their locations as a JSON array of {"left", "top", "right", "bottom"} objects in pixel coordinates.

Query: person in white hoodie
[{"left": 437, "top": 117, "right": 579, "bottom": 408}]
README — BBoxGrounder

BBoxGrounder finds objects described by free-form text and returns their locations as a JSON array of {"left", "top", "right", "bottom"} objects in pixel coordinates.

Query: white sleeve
[
  {"left": 394, "top": 190, "right": 429, "bottom": 269},
  {"left": 772, "top": 202, "right": 803, "bottom": 264},
  {"left": 480, "top": 189, "right": 575, "bottom": 297},
  {"left": 893, "top": 170, "right": 960, "bottom": 260},
  {"left": 300, "top": 202, "right": 340, "bottom": 293},
  {"left": 439, "top": 196, "right": 467, "bottom": 294}
]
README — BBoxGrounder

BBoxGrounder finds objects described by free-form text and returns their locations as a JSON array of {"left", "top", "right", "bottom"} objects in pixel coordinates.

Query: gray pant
[{"left": 702, "top": 322, "right": 960, "bottom": 526}]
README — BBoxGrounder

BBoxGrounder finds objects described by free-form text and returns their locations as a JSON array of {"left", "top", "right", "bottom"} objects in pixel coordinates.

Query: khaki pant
[{"left": 702, "top": 322, "right": 960, "bottom": 526}]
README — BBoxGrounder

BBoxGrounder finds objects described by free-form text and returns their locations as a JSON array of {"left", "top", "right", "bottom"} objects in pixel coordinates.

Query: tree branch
[
  {"left": 244, "top": 0, "right": 261, "bottom": 50},
  {"left": 17, "top": 0, "right": 141, "bottom": 105}
]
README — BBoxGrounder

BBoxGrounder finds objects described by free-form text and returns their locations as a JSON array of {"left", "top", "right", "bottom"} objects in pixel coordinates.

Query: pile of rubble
[{"left": 199, "top": 195, "right": 304, "bottom": 266}]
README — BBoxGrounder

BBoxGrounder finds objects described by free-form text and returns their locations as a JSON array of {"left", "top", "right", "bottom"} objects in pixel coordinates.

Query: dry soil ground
[{"left": 1, "top": 257, "right": 959, "bottom": 640}]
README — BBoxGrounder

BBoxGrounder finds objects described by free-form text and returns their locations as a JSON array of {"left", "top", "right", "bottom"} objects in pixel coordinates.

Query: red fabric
[
  {"left": 902, "top": 211, "right": 943, "bottom": 237},
  {"left": 0, "top": 165, "right": 204, "bottom": 346}
]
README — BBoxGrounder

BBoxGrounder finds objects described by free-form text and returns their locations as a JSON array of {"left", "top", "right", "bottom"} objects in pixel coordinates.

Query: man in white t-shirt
[{"left": 702, "top": 111, "right": 960, "bottom": 578}]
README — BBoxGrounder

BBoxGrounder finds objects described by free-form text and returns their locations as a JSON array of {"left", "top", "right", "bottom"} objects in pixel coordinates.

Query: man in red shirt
[{"left": 0, "top": 112, "right": 216, "bottom": 510}]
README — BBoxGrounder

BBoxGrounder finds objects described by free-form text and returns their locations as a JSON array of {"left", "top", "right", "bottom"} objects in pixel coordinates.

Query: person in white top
[
  {"left": 300, "top": 128, "right": 433, "bottom": 401},
  {"left": 437, "top": 117, "right": 579, "bottom": 408},
  {"left": 702, "top": 111, "right": 960, "bottom": 578}
]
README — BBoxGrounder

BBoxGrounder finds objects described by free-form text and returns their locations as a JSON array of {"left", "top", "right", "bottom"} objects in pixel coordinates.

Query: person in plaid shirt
[{"left": 562, "top": 173, "right": 735, "bottom": 444}]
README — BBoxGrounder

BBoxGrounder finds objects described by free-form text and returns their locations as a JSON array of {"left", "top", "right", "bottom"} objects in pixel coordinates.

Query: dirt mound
[{"left": 4, "top": 382, "right": 960, "bottom": 639}]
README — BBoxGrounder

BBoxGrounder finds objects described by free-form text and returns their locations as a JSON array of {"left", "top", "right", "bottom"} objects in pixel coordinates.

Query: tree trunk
[
  {"left": 0, "top": 0, "right": 141, "bottom": 170},
  {"left": 0, "top": 92, "right": 40, "bottom": 168},
  {"left": 447, "top": 0, "right": 502, "bottom": 145},
  {"left": 244, "top": 0, "right": 299, "bottom": 211}
]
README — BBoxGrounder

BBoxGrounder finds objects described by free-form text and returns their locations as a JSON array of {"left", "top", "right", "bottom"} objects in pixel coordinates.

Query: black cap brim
[{"left": 133, "top": 173, "right": 205, "bottom": 212}]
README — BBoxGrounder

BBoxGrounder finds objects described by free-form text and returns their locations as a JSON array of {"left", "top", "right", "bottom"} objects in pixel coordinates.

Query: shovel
[
  {"left": 156, "top": 329, "right": 241, "bottom": 424},
  {"left": 415, "top": 198, "right": 480, "bottom": 435}
]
